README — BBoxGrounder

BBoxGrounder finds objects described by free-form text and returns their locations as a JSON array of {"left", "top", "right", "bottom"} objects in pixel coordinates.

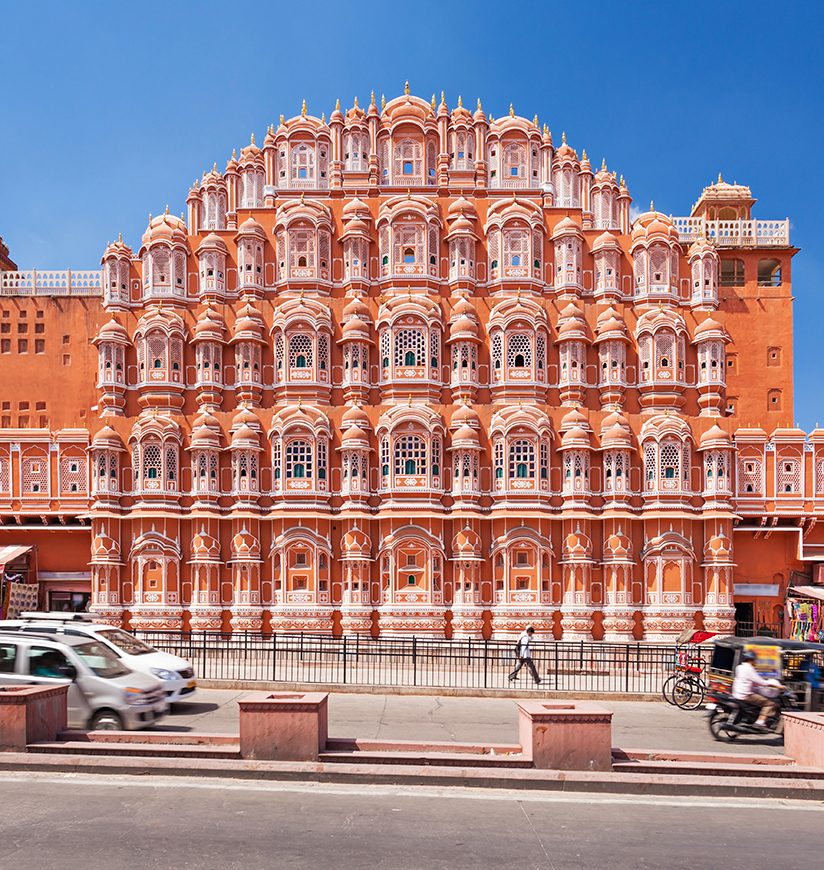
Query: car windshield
[
  {"left": 72, "top": 641, "right": 131, "bottom": 678},
  {"left": 97, "top": 629, "right": 155, "bottom": 656}
]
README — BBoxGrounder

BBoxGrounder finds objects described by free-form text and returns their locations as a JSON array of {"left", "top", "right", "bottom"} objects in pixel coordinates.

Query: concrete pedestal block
[
  {"left": 783, "top": 712, "right": 824, "bottom": 770},
  {"left": 238, "top": 691, "right": 328, "bottom": 761},
  {"left": 0, "top": 685, "right": 68, "bottom": 750},
  {"left": 518, "top": 700, "right": 613, "bottom": 771}
]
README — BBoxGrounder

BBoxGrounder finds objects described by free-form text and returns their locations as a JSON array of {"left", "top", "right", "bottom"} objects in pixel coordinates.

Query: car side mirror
[{"left": 59, "top": 664, "right": 78, "bottom": 680}]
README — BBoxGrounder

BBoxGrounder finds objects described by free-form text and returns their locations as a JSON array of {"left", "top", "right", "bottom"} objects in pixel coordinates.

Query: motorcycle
[{"left": 707, "top": 688, "right": 798, "bottom": 741}]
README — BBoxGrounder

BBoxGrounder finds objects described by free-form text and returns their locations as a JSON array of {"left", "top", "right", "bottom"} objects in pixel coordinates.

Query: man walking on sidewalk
[{"left": 509, "top": 625, "right": 541, "bottom": 684}]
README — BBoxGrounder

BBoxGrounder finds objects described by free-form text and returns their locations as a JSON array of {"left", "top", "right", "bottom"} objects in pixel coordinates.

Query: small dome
[
  {"left": 342, "top": 296, "right": 370, "bottom": 319},
  {"left": 231, "top": 406, "right": 262, "bottom": 431},
  {"left": 341, "top": 424, "right": 370, "bottom": 446},
  {"left": 191, "top": 532, "right": 221, "bottom": 560},
  {"left": 236, "top": 217, "right": 266, "bottom": 240},
  {"left": 341, "top": 404, "right": 371, "bottom": 429},
  {"left": 141, "top": 211, "right": 188, "bottom": 248},
  {"left": 343, "top": 196, "right": 371, "bottom": 219},
  {"left": 561, "top": 426, "right": 591, "bottom": 448},
  {"left": 551, "top": 216, "right": 583, "bottom": 239},
  {"left": 91, "top": 425, "right": 124, "bottom": 448},
  {"left": 193, "top": 305, "right": 227, "bottom": 340},
  {"left": 450, "top": 313, "right": 479, "bottom": 340},
  {"left": 699, "top": 424, "right": 732, "bottom": 449},
  {"left": 451, "top": 403, "right": 480, "bottom": 429},
  {"left": 189, "top": 424, "right": 221, "bottom": 449},
  {"left": 232, "top": 424, "right": 259, "bottom": 444},
  {"left": 96, "top": 316, "right": 129, "bottom": 343},
  {"left": 604, "top": 531, "right": 632, "bottom": 559},
  {"left": 92, "top": 532, "right": 120, "bottom": 558},
  {"left": 559, "top": 407, "right": 589, "bottom": 431},
  {"left": 196, "top": 233, "right": 228, "bottom": 255},
  {"left": 452, "top": 424, "right": 480, "bottom": 447},
  {"left": 693, "top": 315, "right": 726, "bottom": 338},
  {"left": 591, "top": 230, "right": 621, "bottom": 253},
  {"left": 102, "top": 237, "right": 132, "bottom": 261},
  {"left": 447, "top": 195, "right": 478, "bottom": 220},
  {"left": 231, "top": 529, "right": 261, "bottom": 559}
]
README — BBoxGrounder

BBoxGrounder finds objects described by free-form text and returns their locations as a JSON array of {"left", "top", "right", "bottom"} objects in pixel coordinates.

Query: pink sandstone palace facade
[{"left": 0, "top": 87, "right": 812, "bottom": 640}]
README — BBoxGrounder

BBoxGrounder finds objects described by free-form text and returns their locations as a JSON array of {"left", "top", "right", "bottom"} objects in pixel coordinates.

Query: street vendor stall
[
  {"left": 787, "top": 586, "right": 824, "bottom": 643},
  {"left": 0, "top": 545, "right": 37, "bottom": 618}
]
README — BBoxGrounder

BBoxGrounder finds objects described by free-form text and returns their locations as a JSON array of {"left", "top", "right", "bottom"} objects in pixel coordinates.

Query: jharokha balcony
[{"left": 673, "top": 217, "right": 790, "bottom": 247}]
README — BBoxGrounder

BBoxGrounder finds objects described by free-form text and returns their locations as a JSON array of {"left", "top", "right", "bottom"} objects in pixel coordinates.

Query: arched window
[
  {"left": 394, "top": 435, "right": 426, "bottom": 477},
  {"left": 758, "top": 258, "right": 782, "bottom": 287},
  {"left": 509, "top": 440, "right": 535, "bottom": 480},
  {"left": 291, "top": 144, "right": 315, "bottom": 183},
  {"left": 394, "top": 328, "right": 426, "bottom": 368},
  {"left": 286, "top": 440, "right": 313, "bottom": 479}
]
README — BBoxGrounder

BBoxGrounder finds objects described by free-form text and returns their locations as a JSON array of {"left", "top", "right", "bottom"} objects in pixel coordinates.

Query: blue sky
[{"left": 1, "top": 0, "right": 821, "bottom": 426}]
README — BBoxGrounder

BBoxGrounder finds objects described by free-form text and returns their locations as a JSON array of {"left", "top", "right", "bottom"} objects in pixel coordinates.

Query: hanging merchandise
[{"left": 789, "top": 599, "right": 823, "bottom": 643}]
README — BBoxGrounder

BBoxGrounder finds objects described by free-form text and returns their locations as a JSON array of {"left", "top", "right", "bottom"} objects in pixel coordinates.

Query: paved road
[
  {"left": 154, "top": 689, "right": 785, "bottom": 755},
  {"left": 0, "top": 773, "right": 820, "bottom": 869}
]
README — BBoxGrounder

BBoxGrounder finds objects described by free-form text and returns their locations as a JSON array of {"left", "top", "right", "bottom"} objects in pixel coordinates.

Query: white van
[
  {"left": 0, "top": 613, "right": 196, "bottom": 702},
  {"left": 0, "top": 631, "right": 168, "bottom": 730}
]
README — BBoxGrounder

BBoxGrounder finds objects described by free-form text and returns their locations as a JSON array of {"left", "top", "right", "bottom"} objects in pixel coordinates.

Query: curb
[
  {"left": 197, "top": 679, "right": 659, "bottom": 702},
  {"left": 2, "top": 752, "right": 823, "bottom": 801}
]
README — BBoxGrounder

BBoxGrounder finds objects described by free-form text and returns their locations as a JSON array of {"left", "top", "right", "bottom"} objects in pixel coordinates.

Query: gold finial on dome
[
  {"left": 321, "top": 112, "right": 326, "bottom": 123},
  {"left": 431, "top": 93, "right": 436, "bottom": 109},
  {"left": 509, "top": 103, "right": 514, "bottom": 117},
  {"left": 457, "top": 95, "right": 462, "bottom": 107},
  {"left": 164, "top": 204, "right": 169, "bottom": 215},
  {"left": 231, "top": 149, "right": 237, "bottom": 159},
  {"left": 301, "top": 99, "right": 307, "bottom": 117},
  {"left": 300, "top": 192, "right": 305, "bottom": 203},
  {"left": 381, "top": 93, "right": 386, "bottom": 109},
  {"left": 213, "top": 162, "right": 217, "bottom": 172},
  {"left": 250, "top": 132, "right": 255, "bottom": 145},
  {"left": 370, "top": 90, "right": 375, "bottom": 105},
  {"left": 407, "top": 394, "right": 412, "bottom": 407},
  {"left": 601, "top": 157, "right": 606, "bottom": 170},
  {"left": 404, "top": 80, "right": 410, "bottom": 95},
  {"left": 118, "top": 232, "right": 122, "bottom": 243},
  {"left": 477, "top": 97, "right": 482, "bottom": 111},
  {"left": 440, "top": 90, "right": 445, "bottom": 105},
  {"left": 180, "top": 212, "right": 185, "bottom": 220},
  {"left": 280, "top": 114, "right": 285, "bottom": 124},
  {"left": 543, "top": 123, "right": 549, "bottom": 135},
  {"left": 582, "top": 148, "right": 587, "bottom": 160},
  {"left": 148, "top": 213, "right": 152, "bottom": 222},
  {"left": 650, "top": 199, "right": 655, "bottom": 211},
  {"left": 335, "top": 97, "right": 341, "bottom": 110},
  {"left": 353, "top": 96, "right": 359, "bottom": 108},
  {"left": 718, "top": 172, "right": 723, "bottom": 183},
  {"left": 620, "top": 174, "right": 626, "bottom": 187},
  {"left": 562, "top": 131, "right": 566, "bottom": 144},
  {"left": 533, "top": 114, "right": 538, "bottom": 125}
]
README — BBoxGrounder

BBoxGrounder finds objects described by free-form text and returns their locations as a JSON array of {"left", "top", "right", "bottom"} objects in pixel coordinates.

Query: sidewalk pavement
[{"left": 155, "top": 689, "right": 786, "bottom": 756}]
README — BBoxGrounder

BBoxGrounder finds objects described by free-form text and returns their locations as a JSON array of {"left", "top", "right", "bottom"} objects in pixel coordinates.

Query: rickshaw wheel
[
  {"left": 672, "top": 678, "right": 694, "bottom": 709},
  {"left": 661, "top": 675, "right": 679, "bottom": 705}
]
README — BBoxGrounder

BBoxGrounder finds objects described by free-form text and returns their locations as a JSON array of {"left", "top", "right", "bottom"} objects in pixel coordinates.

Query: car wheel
[{"left": 89, "top": 710, "right": 124, "bottom": 731}]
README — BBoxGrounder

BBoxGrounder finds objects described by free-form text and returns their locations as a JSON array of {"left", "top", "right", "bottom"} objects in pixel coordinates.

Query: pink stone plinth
[
  {"left": 517, "top": 700, "right": 613, "bottom": 771},
  {"left": 783, "top": 712, "right": 824, "bottom": 770},
  {"left": 0, "top": 685, "right": 68, "bottom": 750},
  {"left": 238, "top": 692, "right": 328, "bottom": 761}
]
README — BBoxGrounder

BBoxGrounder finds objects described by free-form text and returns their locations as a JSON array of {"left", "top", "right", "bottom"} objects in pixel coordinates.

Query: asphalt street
[
  {"left": 0, "top": 773, "right": 820, "bottom": 870},
  {"left": 157, "top": 689, "right": 786, "bottom": 755}
]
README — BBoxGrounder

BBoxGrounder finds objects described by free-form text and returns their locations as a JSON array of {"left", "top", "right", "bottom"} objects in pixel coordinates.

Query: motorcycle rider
[{"left": 731, "top": 649, "right": 783, "bottom": 728}]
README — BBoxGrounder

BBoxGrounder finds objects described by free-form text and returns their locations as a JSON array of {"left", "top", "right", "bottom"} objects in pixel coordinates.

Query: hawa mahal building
[{"left": 0, "top": 87, "right": 812, "bottom": 640}]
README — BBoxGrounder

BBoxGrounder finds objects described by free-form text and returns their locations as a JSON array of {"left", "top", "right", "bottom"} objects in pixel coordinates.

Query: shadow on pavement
[{"left": 168, "top": 702, "right": 219, "bottom": 715}]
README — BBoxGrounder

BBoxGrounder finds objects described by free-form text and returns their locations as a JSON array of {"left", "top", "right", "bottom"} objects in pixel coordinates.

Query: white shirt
[
  {"left": 516, "top": 631, "right": 533, "bottom": 659},
  {"left": 732, "top": 662, "right": 770, "bottom": 699}
]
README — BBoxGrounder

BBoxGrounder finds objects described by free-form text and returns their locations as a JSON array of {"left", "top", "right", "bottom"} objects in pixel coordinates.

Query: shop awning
[
  {"left": 787, "top": 585, "right": 824, "bottom": 602},
  {"left": 0, "top": 545, "right": 32, "bottom": 573}
]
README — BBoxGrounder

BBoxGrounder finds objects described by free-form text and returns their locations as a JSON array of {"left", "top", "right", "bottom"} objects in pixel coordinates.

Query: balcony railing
[
  {"left": 0, "top": 269, "right": 103, "bottom": 296},
  {"left": 673, "top": 217, "right": 790, "bottom": 247}
]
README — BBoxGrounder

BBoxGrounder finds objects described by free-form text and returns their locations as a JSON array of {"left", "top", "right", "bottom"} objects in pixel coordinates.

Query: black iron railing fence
[{"left": 135, "top": 631, "right": 683, "bottom": 694}]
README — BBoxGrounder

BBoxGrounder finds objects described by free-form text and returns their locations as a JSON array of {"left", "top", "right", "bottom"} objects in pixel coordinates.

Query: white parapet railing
[
  {"left": 0, "top": 269, "right": 103, "bottom": 296},
  {"left": 673, "top": 217, "right": 790, "bottom": 247}
]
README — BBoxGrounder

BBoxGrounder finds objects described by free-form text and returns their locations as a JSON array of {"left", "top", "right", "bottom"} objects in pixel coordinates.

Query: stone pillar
[
  {"left": 238, "top": 692, "right": 328, "bottom": 761},
  {"left": 517, "top": 700, "right": 613, "bottom": 771},
  {"left": 0, "top": 685, "right": 68, "bottom": 750}
]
